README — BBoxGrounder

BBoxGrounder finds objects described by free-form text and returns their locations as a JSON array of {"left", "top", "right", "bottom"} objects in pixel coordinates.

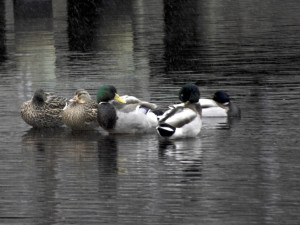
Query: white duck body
[
  {"left": 114, "top": 95, "right": 157, "bottom": 112},
  {"left": 111, "top": 95, "right": 158, "bottom": 133},
  {"left": 114, "top": 107, "right": 157, "bottom": 134},
  {"left": 157, "top": 103, "right": 202, "bottom": 139},
  {"left": 199, "top": 99, "right": 228, "bottom": 117},
  {"left": 97, "top": 86, "right": 159, "bottom": 134},
  {"left": 171, "top": 99, "right": 228, "bottom": 117}
]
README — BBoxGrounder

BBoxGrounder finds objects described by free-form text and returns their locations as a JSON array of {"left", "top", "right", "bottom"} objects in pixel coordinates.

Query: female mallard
[
  {"left": 156, "top": 84, "right": 202, "bottom": 139},
  {"left": 62, "top": 89, "right": 98, "bottom": 130},
  {"left": 96, "top": 85, "right": 158, "bottom": 134},
  {"left": 200, "top": 91, "right": 241, "bottom": 117},
  {"left": 21, "top": 89, "right": 67, "bottom": 128}
]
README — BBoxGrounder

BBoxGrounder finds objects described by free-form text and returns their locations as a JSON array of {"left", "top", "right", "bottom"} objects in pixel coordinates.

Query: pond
[{"left": 0, "top": 0, "right": 300, "bottom": 224}]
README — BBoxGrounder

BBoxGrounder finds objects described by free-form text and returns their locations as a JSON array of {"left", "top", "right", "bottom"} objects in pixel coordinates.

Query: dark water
[{"left": 1, "top": 0, "right": 300, "bottom": 224}]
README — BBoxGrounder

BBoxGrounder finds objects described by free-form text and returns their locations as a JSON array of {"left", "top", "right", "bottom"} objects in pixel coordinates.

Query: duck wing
[
  {"left": 45, "top": 93, "right": 67, "bottom": 109},
  {"left": 168, "top": 103, "right": 184, "bottom": 109},
  {"left": 85, "top": 100, "right": 98, "bottom": 123},
  {"left": 159, "top": 106, "right": 197, "bottom": 128},
  {"left": 122, "top": 95, "right": 157, "bottom": 109},
  {"left": 199, "top": 99, "right": 218, "bottom": 108},
  {"left": 113, "top": 95, "right": 157, "bottom": 113},
  {"left": 199, "top": 99, "right": 228, "bottom": 117}
]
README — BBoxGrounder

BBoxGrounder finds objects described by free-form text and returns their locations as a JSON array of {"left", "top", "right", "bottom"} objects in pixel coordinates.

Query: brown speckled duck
[
  {"left": 21, "top": 89, "right": 67, "bottom": 128},
  {"left": 62, "top": 89, "right": 98, "bottom": 130}
]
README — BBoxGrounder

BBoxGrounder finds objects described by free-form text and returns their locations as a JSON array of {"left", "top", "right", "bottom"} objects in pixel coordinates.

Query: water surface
[{"left": 0, "top": 0, "right": 300, "bottom": 224}]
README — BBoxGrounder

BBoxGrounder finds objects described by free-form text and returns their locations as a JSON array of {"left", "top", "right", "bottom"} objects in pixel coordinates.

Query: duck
[
  {"left": 21, "top": 89, "right": 67, "bottom": 128},
  {"left": 200, "top": 91, "right": 241, "bottom": 117},
  {"left": 156, "top": 83, "right": 202, "bottom": 139},
  {"left": 96, "top": 85, "right": 158, "bottom": 134},
  {"left": 61, "top": 89, "right": 99, "bottom": 130}
]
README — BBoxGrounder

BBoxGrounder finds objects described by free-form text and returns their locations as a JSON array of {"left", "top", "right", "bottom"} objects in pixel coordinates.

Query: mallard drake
[
  {"left": 156, "top": 84, "right": 202, "bottom": 139},
  {"left": 21, "top": 89, "right": 67, "bottom": 128},
  {"left": 96, "top": 85, "right": 158, "bottom": 134},
  {"left": 200, "top": 91, "right": 241, "bottom": 117},
  {"left": 62, "top": 89, "right": 98, "bottom": 130}
]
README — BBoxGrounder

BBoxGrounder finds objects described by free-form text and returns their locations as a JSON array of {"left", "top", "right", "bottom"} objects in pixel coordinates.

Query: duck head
[
  {"left": 96, "top": 85, "right": 126, "bottom": 104},
  {"left": 32, "top": 89, "right": 47, "bottom": 105},
  {"left": 179, "top": 83, "right": 200, "bottom": 104},
  {"left": 213, "top": 91, "right": 230, "bottom": 106},
  {"left": 70, "top": 89, "right": 92, "bottom": 104}
]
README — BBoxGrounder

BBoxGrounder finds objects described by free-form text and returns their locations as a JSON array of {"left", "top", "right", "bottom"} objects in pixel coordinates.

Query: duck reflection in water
[
  {"left": 97, "top": 135, "right": 119, "bottom": 175},
  {"left": 22, "top": 127, "right": 68, "bottom": 152},
  {"left": 21, "top": 128, "right": 60, "bottom": 221},
  {"left": 158, "top": 137, "right": 203, "bottom": 181},
  {"left": 97, "top": 135, "right": 126, "bottom": 199},
  {"left": 62, "top": 130, "right": 101, "bottom": 159},
  {"left": 22, "top": 128, "right": 100, "bottom": 157}
]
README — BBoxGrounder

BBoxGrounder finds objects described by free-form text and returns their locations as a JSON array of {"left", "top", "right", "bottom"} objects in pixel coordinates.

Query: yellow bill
[{"left": 114, "top": 94, "right": 126, "bottom": 103}]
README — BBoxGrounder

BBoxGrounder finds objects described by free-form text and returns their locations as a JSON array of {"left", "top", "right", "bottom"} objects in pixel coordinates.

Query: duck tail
[{"left": 156, "top": 123, "right": 176, "bottom": 137}]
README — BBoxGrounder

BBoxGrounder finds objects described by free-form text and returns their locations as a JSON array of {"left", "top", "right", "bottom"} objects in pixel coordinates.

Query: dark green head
[
  {"left": 97, "top": 85, "right": 117, "bottom": 103},
  {"left": 33, "top": 89, "right": 46, "bottom": 105},
  {"left": 179, "top": 84, "right": 200, "bottom": 103},
  {"left": 213, "top": 91, "right": 230, "bottom": 105},
  {"left": 97, "top": 85, "right": 127, "bottom": 104}
]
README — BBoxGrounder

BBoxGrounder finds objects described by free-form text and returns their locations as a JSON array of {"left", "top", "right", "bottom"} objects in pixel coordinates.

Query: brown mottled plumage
[
  {"left": 61, "top": 89, "right": 98, "bottom": 130},
  {"left": 21, "top": 89, "right": 67, "bottom": 128}
]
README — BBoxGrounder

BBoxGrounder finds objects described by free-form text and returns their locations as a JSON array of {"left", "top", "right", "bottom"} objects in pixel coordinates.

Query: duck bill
[
  {"left": 69, "top": 95, "right": 78, "bottom": 103},
  {"left": 114, "top": 94, "right": 126, "bottom": 103}
]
